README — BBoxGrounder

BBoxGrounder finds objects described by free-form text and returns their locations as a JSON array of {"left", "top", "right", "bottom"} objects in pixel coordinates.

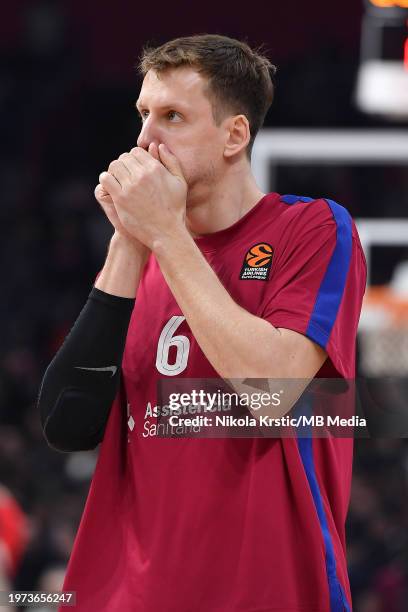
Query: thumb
[{"left": 158, "top": 144, "right": 185, "bottom": 180}]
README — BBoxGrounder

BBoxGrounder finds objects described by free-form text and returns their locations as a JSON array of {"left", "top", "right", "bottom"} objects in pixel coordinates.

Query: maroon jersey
[{"left": 62, "top": 193, "right": 366, "bottom": 611}]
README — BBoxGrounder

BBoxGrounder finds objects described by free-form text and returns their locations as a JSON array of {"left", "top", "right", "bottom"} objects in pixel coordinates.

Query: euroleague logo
[{"left": 240, "top": 243, "right": 274, "bottom": 281}]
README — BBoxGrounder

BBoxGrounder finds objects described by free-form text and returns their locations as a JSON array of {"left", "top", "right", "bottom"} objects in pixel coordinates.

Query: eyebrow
[{"left": 135, "top": 100, "right": 189, "bottom": 113}]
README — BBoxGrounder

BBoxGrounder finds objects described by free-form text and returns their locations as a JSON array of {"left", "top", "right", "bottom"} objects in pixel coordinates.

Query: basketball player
[{"left": 38, "top": 35, "right": 366, "bottom": 611}]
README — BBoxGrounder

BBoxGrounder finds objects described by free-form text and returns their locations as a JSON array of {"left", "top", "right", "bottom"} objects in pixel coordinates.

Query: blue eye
[{"left": 168, "top": 111, "right": 181, "bottom": 121}]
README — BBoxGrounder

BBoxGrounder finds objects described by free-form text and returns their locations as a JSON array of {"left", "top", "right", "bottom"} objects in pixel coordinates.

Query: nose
[{"left": 137, "top": 117, "right": 160, "bottom": 150}]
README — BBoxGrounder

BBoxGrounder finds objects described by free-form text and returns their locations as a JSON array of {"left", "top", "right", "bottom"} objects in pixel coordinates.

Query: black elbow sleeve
[{"left": 38, "top": 287, "right": 135, "bottom": 452}]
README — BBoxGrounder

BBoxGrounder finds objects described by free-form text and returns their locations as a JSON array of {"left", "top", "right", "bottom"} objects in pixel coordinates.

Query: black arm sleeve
[{"left": 37, "top": 287, "right": 135, "bottom": 452}]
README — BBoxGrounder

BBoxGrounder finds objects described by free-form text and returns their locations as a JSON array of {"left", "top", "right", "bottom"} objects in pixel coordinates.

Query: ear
[{"left": 223, "top": 114, "right": 251, "bottom": 159}]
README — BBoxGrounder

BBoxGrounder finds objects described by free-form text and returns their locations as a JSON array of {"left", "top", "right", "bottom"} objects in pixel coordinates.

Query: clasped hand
[{"left": 96, "top": 143, "right": 188, "bottom": 250}]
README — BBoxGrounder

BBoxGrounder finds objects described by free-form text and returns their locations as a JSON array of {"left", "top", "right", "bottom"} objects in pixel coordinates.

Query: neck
[{"left": 185, "top": 162, "right": 265, "bottom": 236}]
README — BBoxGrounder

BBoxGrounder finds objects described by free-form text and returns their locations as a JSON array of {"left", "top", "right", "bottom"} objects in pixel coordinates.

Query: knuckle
[{"left": 107, "top": 161, "right": 116, "bottom": 173}]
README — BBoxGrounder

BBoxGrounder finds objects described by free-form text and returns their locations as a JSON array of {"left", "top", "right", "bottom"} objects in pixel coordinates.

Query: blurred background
[{"left": 1, "top": 1, "right": 407, "bottom": 610}]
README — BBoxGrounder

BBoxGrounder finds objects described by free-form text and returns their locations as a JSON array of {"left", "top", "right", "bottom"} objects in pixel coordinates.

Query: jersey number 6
[{"left": 155, "top": 316, "right": 190, "bottom": 376}]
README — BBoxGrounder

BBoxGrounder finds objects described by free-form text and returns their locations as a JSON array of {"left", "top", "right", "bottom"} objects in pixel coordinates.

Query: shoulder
[
  {"left": 271, "top": 193, "right": 358, "bottom": 241},
  {"left": 277, "top": 193, "right": 351, "bottom": 224}
]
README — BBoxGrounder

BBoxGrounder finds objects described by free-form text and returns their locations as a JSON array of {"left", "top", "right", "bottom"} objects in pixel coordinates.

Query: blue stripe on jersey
[
  {"left": 297, "top": 434, "right": 351, "bottom": 612},
  {"left": 306, "top": 198, "right": 352, "bottom": 348},
  {"left": 282, "top": 194, "right": 353, "bottom": 610},
  {"left": 281, "top": 194, "right": 314, "bottom": 205},
  {"left": 280, "top": 194, "right": 353, "bottom": 349}
]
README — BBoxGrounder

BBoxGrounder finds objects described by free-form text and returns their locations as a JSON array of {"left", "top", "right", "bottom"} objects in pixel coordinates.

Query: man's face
[{"left": 136, "top": 67, "right": 227, "bottom": 197}]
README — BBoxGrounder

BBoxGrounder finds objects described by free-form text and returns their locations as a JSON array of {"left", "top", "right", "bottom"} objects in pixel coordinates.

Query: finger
[
  {"left": 94, "top": 183, "right": 113, "bottom": 203},
  {"left": 108, "top": 159, "right": 131, "bottom": 187},
  {"left": 158, "top": 143, "right": 185, "bottom": 180},
  {"left": 99, "top": 171, "right": 121, "bottom": 199},
  {"left": 118, "top": 152, "right": 142, "bottom": 176},
  {"left": 148, "top": 142, "right": 160, "bottom": 161},
  {"left": 130, "top": 146, "right": 158, "bottom": 169}
]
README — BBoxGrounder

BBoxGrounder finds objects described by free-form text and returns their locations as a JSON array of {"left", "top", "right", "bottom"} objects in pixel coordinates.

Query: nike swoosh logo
[{"left": 75, "top": 366, "right": 117, "bottom": 377}]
